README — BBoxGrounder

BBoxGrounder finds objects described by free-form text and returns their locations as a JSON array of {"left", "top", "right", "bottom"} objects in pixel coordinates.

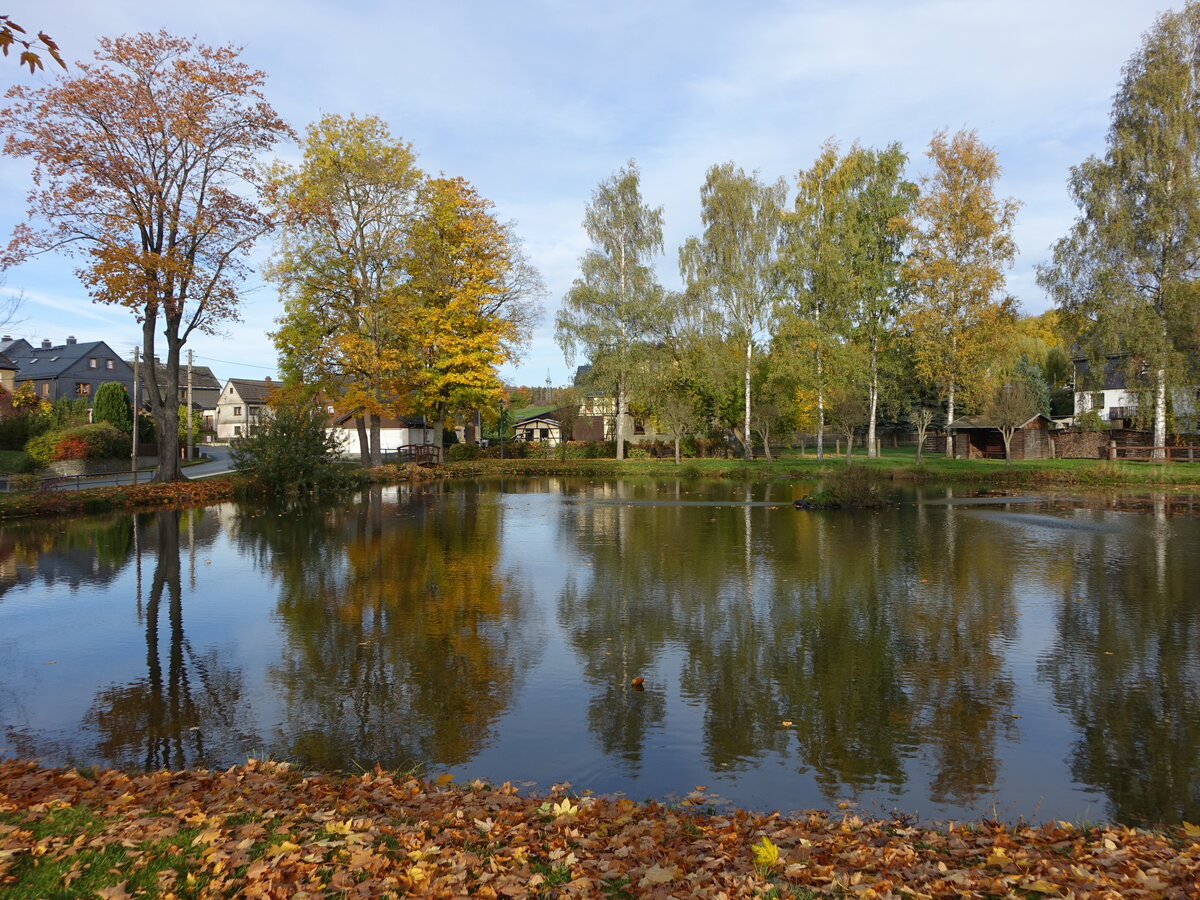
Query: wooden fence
[{"left": 1109, "top": 444, "right": 1200, "bottom": 462}]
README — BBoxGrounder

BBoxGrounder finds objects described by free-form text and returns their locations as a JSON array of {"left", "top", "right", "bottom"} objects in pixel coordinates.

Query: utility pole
[
  {"left": 186, "top": 349, "right": 194, "bottom": 463},
  {"left": 131, "top": 347, "right": 139, "bottom": 485}
]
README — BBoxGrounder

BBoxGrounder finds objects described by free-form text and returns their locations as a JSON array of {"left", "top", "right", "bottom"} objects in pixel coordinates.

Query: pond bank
[{"left": 0, "top": 760, "right": 1195, "bottom": 899}]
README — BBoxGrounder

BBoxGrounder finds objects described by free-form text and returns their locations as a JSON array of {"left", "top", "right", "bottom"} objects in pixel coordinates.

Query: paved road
[{"left": 40, "top": 445, "right": 236, "bottom": 491}]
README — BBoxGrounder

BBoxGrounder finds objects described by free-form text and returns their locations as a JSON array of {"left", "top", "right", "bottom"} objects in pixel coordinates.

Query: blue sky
[{"left": 0, "top": 1, "right": 1169, "bottom": 388}]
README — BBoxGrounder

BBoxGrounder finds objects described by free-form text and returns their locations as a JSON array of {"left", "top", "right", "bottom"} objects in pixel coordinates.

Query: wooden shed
[{"left": 948, "top": 413, "right": 1054, "bottom": 460}]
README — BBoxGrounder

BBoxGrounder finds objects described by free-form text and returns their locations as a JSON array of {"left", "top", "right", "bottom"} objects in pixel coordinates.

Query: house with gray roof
[
  {"left": 6, "top": 336, "right": 134, "bottom": 406},
  {"left": 214, "top": 377, "right": 276, "bottom": 439}
]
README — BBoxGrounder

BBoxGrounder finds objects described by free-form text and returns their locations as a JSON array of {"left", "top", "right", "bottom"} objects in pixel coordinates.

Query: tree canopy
[{"left": 2, "top": 31, "right": 292, "bottom": 480}]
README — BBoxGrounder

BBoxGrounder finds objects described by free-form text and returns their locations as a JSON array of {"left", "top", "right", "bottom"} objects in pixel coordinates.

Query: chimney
[
  {"left": 66, "top": 336, "right": 76, "bottom": 345},
  {"left": 41, "top": 339, "right": 51, "bottom": 349},
  {"left": 1, "top": 335, "right": 9, "bottom": 341},
  {"left": 264, "top": 376, "right": 272, "bottom": 385}
]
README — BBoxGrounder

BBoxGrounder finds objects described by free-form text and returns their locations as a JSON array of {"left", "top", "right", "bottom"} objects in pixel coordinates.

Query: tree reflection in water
[
  {"left": 84, "top": 509, "right": 253, "bottom": 770},
  {"left": 558, "top": 483, "right": 1025, "bottom": 808},
  {"left": 1039, "top": 497, "right": 1200, "bottom": 824},
  {"left": 235, "top": 484, "right": 534, "bottom": 772}
]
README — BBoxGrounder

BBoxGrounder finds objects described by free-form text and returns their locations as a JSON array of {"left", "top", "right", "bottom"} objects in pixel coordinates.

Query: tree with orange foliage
[{"left": 1, "top": 32, "right": 292, "bottom": 480}]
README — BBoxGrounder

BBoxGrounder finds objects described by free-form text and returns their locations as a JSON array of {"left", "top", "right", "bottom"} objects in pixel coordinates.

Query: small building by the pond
[{"left": 947, "top": 413, "right": 1054, "bottom": 460}]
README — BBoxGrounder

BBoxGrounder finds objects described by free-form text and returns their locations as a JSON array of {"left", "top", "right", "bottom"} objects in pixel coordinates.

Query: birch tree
[
  {"left": 680, "top": 163, "right": 785, "bottom": 460},
  {"left": 902, "top": 129, "right": 1019, "bottom": 456},
  {"left": 1039, "top": 3, "right": 1200, "bottom": 455},
  {"left": 556, "top": 161, "right": 664, "bottom": 460},
  {"left": 2, "top": 32, "right": 291, "bottom": 480}
]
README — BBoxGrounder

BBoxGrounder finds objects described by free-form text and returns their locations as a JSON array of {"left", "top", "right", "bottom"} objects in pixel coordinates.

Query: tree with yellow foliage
[
  {"left": 266, "top": 114, "right": 424, "bottom": 466},
  {"left": 902, "top": 130, "right": 1020, "bottom": 456},
  {"left": 406, "top": 176, "right": 542, "bottom": 451}
]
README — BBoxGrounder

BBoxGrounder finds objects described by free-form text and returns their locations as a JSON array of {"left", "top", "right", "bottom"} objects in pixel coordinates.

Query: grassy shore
[
  {"left": 2, "top": 453, "right": 1198, "bottom": 522},
  {"left": 444, "top": 451, "right": 1200, "bottom": 489},
  {"left": 1, "top": 760, "right": 1196, "bottom": 899}
]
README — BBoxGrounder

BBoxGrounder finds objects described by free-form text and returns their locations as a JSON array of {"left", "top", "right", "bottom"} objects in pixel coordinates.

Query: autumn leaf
[
  {"left": 752, "top": 835, "right": 781, "bottom": 868},
  {"left": 639, "top": 863, "right": 678, "bottom": 886}
]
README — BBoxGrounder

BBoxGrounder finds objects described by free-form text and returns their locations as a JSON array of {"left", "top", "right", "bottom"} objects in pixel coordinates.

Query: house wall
[
  {"left": 214, "top": 389, "right": 267, "bottom": 439},
  {"left": 331, "top": 425, "right": 436, "bottom": 458}
]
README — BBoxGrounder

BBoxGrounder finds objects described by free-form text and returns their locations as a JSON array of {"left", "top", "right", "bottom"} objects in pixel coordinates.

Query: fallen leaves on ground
[{"left": 1, "top": 759, "right": 1198, "bottom": 898}]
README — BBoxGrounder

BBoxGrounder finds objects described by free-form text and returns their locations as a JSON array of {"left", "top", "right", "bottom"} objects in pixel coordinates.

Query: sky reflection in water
[{"left": 1, "top": 478, "right": 1198, "bottom": 826}]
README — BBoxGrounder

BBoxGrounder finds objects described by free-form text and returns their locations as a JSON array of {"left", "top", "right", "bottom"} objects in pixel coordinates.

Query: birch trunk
[{"left": 743, "top": 338, "right": 753, "bottom": 461}]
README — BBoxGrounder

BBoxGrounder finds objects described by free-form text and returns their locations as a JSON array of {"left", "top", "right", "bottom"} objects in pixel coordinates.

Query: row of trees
[
  {"left": 561, "top": 1, "right": 1200, "bottom": 461},
  {"left": 267, "top": 115, "right": 542, "bottom": 467},
  {"left": 558, "top": 130, "right": 1027, "bottom": 461},
  {"left": 1, "top": 33, "right": 542, "bottom": 481}
]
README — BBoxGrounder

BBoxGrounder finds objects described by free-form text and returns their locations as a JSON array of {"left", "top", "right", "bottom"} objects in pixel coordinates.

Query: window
[
  {"left": 233, "top": 406, "right": 242, "bottom": 416},
  {"left": 41, "top": 382, "right": 50, "bottom": 398},
  {"left": 88, "top": 358, "right": 97, "bottom": 369},
  {"left": 248, "top": 406, "right": 259, "bottom": 420},
  {"left": 105, "top": 359, "right": 114, "bottom": 370},
  {"left": 633, "top": 419, "right": 646, "bottom": 435},
  {"left": 539, "top": 428, "right": 549, "bottom": 439},
  {"left": 233, "top": 425, "right": 242, "bottom": 436},
  {"left": 75, "top": 383, "right": 91, "bottom": 396}
]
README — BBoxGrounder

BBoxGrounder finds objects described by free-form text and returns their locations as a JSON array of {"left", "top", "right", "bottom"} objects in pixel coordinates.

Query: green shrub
[
  {"left": 231, "top": 392, "right": 355, "bottom": 499},
  {"left": 0, "top": 449, "right": 35, "bottom": 474},
  {"left": 25, "top": 423, "right": 130, "bottom": 467},
  {"left": 447, "top": 443, "right": 483, "bottom": 461},
  {"left": 92, "top": 382, "right": 133, "bottom": 433},
  {"left": 52, "top": 396, "right": 89, "bottom": 428}
]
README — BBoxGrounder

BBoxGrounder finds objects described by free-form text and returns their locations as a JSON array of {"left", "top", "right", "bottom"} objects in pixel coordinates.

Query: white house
[
  {"left": 215, "top": 378, "right": 275, "bottom": 440},
  {"left": 326, "top": 410, "right": 437, "bottom": 459}
]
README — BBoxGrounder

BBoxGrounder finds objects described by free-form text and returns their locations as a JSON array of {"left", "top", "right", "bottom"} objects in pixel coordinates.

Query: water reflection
[
  {"left": 1, "top": 481, "right": 1199, "bottom": 825},
  {"left": 1038, "top": 497, "right": 1200, "bottom": 824},
  {"left": 234, "top": 485, "right": 534, "bottom": 771}
]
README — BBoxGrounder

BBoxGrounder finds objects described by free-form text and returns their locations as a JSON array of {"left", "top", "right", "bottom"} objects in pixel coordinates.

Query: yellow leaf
[
  {"left": 1183, "top": 821, "right": 1200, "bottom": 838},
  {"left": 1025, "top": 880, "right": 1060, "bottom": 894},
  {"left": 986, "top": 847, "right": 1010, "bottom": 867},
  {"left": 435, "top": 773, "right": 455, "bottom": 786},
  {"left": 752, "top": 836, "right": 781, "bottom": 868},
  {"left": 640, "top": 863, "right": 678, "bottom": 885},
  {"left": 267, "top": 840, "right": 300, "bottom": 857}
]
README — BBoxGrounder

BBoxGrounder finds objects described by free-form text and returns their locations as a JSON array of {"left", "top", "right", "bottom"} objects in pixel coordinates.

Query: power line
[{"left": 190, "top": 353, "right": 277, "bottom": 371}]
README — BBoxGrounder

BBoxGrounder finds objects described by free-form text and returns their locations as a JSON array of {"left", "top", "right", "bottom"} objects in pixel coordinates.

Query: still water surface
[{"left": 1, "top": 478, "right": 1198, "bottom": 826}]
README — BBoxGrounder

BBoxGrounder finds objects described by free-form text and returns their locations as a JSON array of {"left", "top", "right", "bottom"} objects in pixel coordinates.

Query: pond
[{"left": 1, "top": 478, "right": 1198, "bottom": 826}]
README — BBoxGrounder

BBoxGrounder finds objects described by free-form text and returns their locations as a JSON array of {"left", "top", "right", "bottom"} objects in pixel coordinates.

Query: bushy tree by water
[
  {"left": 231, "top": 389, "right": 357, "bottom": 499},
  {"left": 92, "top": 382, "right": 132, "bottom": 433}
]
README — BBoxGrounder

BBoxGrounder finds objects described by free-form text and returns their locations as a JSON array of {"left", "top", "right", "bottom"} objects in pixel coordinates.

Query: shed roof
[{"left": 949, "top": 413, "right": 1051, "bottom": 430}]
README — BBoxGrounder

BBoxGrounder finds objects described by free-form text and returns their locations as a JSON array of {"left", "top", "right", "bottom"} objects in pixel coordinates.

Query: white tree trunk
[
  {"left": 743, "top": 338, "right": 753, "bottom": 461},
  {"left": 615, "top": 378, "right": 626, "bottom": 460},
  {"left": 945, "top": 383, "right": 956, "bottom": 458},
  {"left": 1153, "top": 369, "right": 1167, "bottom": 459},
  {"left": 867, "top": 345, "right": 879, "bottom": 458}
]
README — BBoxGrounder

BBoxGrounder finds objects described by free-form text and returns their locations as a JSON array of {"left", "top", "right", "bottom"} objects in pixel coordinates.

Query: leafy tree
[
  {"left": 1039, "top": 3, "right": 1200, "bottom": 456},
  {"left": 177, "top": 404, "right": 201, "bottom": 444},
  {"left": 777, "top": 142, "right": 857, "bottom": 460},
  {"left": 983, "top": 381, "right": 1039, "bottom": 467},
  {"left": 92, "top": 381, "right": 132, "bottom": 433},
  {"left": 1, "top": 32, "right": 292, "bottom": 481},
  {"left": 556, "top": 160, "right": 665, "bottom": 460},
  {"left": 267, "top": 113, "right": 423, "bottom": 468},
  {"left": 407, "top": 176, "right": 543, "bottom": 453},
  {"left": 231, "top": 388, "right": 356, "bottom": 499},
  {"left": 779, "top": 141, "right": 916, "bottom": 460},
  {"left": 52, "top": 396, "right": 88, "bottom": 428},
  {"left": 680, "top": 163, "right": 785, "bottom": 460},
  {"left": 846, "top": 145, "right": 917, "bottom": 457},
  {"left": 902, "top": 129, "right": 1020, "bottom": 456}
]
